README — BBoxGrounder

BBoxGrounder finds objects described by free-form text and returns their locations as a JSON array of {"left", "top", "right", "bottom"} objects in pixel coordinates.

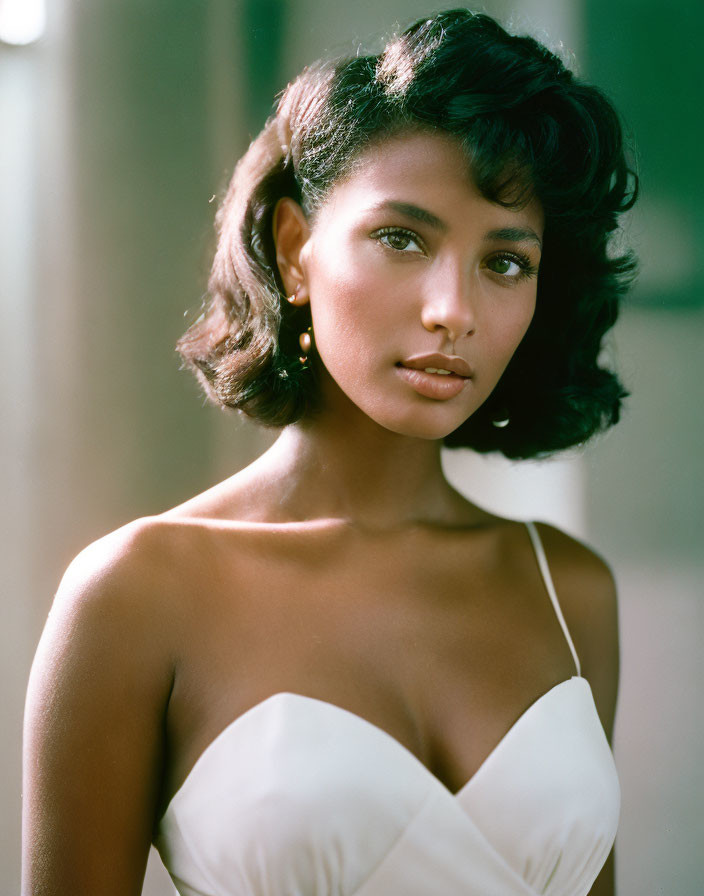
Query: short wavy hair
[{"left": 177, "top": 8, "right": 638, "bottom": 459}]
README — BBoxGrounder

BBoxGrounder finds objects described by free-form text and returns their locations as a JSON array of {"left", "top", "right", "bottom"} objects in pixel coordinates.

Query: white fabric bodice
[{"left": 154, "top": 523, "right": 619, "bottom": 896}]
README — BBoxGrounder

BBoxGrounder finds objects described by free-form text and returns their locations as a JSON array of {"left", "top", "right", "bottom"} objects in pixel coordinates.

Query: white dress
[{"left": 154, "top": 522, "right": 619, "bottom": 896}]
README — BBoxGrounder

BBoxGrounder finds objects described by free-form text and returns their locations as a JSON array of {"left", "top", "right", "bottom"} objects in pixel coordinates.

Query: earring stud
[{"left": 285, "top": 287, "right": 306, "bottom": 306}]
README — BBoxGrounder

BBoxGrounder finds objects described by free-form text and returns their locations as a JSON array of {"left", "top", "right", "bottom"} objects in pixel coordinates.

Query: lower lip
[{"left": 396, "top": 365, "right": 469, "bottom": 400}]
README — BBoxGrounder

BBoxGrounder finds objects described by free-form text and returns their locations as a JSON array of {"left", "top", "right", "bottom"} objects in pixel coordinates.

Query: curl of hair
[{"left": 177, "top": 8, "right": 638, "bottom": 458}]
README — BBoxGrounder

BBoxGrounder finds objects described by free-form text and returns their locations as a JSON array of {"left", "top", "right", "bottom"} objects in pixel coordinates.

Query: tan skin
[{"left": 22, "top": 132, "right": 619, "bottom": 895}]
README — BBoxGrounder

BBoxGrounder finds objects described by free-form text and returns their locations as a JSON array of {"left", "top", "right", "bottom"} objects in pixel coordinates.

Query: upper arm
[
  {"left": 22, "top": 520, "right": 177, "bottom": 896},
  {"left": 535, "top": 522, "right": 620, "bottom": 742},
  {"left": 535, "top": 524, "right": 619, "bottom": 896}
]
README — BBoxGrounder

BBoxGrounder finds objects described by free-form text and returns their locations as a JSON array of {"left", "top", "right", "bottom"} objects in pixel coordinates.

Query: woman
[{"left": 22, "top": 9, "right": 637, "bottom": 896}]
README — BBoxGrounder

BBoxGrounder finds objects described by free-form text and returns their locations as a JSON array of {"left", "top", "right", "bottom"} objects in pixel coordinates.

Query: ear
[{"left": 273, "top": 197, "right": 312, "bottom": 305}]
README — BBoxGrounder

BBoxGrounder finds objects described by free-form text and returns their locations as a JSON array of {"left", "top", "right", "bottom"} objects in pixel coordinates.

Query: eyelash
[
  {"left": 487, "top": 252, "right": 539, "bottom": 282},
  {"left": 371, "top": 227, "right": 539, "bottom": 282},
  {"left": 372, "top": 227, "right": 426, "bottom": 254}
]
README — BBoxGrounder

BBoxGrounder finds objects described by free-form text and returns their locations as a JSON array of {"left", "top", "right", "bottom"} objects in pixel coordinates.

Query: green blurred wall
[{"left": 585, "top": 0, "right": 704, "bottom": 310}]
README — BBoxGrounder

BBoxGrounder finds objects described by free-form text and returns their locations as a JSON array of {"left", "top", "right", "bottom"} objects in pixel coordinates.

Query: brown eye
[
  {"left": 386, "top": 232, "right": 412, "bottom": 250},
  {"left": 372, "top": 227, "right": 425, "bottom": 254}
]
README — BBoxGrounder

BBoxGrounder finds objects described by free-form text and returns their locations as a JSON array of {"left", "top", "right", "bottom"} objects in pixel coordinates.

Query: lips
[
  {"left": 396, "top": 353, "right": 472, "bottom": 400},
  {"left": 398, "top": 353, "right": 473, "bottom": 378}
]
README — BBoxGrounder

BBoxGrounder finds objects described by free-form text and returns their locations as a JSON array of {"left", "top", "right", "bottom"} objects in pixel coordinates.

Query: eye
[
  {"left": 372, "top": 227, "right": 426, "bottom": 255},
  {"left": 485, "top": 252, "right": 539, "bottom": 282}
]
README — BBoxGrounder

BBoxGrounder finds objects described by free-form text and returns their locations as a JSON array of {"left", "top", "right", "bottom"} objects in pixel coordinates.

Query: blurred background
[{"left": 2, "top": 0, "right": 702, "bottom": 893}]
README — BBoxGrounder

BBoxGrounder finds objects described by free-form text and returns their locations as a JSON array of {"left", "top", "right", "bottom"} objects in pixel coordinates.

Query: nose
[{"left": 420, "top": 265, "right": 476, "bottom": 344}]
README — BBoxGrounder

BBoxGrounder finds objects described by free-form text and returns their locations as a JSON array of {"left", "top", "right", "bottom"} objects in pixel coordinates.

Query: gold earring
[{"left": 299, "top": 326, "right": 313, "bottom": 367}]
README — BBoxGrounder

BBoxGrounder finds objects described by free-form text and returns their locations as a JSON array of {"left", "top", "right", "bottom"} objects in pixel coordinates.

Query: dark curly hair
[{"left": 177, "top": 8, "right": 638, "bottom": 459}]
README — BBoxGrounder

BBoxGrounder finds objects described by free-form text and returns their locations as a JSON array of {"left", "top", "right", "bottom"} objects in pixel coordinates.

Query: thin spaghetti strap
[{"left": 524, "top": 521, "right": 581, "bottom": 677}]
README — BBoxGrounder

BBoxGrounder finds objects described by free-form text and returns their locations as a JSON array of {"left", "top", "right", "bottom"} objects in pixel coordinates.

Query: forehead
[
  {"left": 315, "top": 129, "right": 544, "bottom": 234},
  {"left": 334, "top": 130, "right": 474, "bottom": 199}
]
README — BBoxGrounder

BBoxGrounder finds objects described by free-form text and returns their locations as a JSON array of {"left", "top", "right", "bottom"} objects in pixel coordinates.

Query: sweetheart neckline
[{"left": 160, "top": 675, "right": 594, "bottom": 823}]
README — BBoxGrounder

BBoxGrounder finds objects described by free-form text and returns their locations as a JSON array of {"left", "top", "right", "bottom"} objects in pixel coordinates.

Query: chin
[{"left": 374, "top": 408, "right": 473, "bottom": 441}]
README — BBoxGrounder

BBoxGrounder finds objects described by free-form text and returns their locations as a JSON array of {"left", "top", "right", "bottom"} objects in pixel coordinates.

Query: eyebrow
[
  {"left": 370, "top": 201, "right": 542, "bottom": 250},
  {"left": 372, "top": 200, "right": 448, "bottom": 231},
  {"left": 485, "top": 227, "right": 543, "bottom": 250}
]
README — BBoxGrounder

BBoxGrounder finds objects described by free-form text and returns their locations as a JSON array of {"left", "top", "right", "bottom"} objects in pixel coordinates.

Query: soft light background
[{"left": 2, "top": 0, "right": 702, "bottom": 893}]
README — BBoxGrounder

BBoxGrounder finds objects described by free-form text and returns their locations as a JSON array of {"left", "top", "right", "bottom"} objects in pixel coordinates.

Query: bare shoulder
[
  {"left": 22, "top": 516, "right": 205, "bottom": 895},
  {"left": 530, "top": 521, "right": 617, "bottom": 608},
  {"left": 45, "top": 516, "right": 194, "bottom": 658},
  {"left": 57, "top": 514, "right": 201, "bottom": 605},
  {"left": 33, "top": 517, "right": 181, "bottom": 717},
  {"left": 38, "top": 511, "right": 235, "bottom": 698},
  {"left": 532, "top": 521, "right": 620, "bottom": 740}
]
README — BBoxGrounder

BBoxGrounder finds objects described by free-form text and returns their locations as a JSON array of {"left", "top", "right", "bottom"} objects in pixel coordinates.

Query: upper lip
[{"left": 400, "top": 353, "right": 473, "bottom": 378}]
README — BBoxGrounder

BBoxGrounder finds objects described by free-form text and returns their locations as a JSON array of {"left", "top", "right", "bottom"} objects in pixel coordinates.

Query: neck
[{"left": 237, "top": 402, "right": 482, "bottom": 531}]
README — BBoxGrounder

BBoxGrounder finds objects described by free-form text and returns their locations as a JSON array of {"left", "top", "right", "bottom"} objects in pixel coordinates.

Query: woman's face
[{"left": 288, "top": 130, "right": 543, "bottom": 440}]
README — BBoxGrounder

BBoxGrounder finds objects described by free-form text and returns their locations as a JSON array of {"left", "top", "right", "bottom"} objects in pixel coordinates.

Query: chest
[{"left": 160, "top": 525, "right": 576, "bottom": 811}]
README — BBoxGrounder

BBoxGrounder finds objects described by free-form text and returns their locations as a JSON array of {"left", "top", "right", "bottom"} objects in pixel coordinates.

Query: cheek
[
  {"left": 515, "top": 302, "right": 537, "bottom": 348},
  {"left": 307, "top": 282, "right": 367, "bottom": 379},
  {"left": 308, "top": 250, "right": 401, "bottom": 347},
  {"left": 483, "top": 297, "right": 536, "bottom": 380},
  {"left": 503, "top": 295, "right": 536, "bottom": 350}
]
